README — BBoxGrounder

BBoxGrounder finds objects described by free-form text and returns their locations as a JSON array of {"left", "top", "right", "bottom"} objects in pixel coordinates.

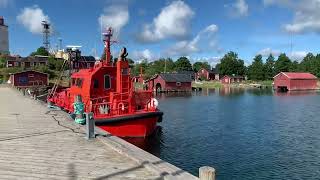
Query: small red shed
[
  {"left": 145, "top": 73, "right": 192, "bottom": 92},
  {"left": 273, "top": 72, "right": 317, "bottom": 91},
  {"left": 9, "top": 70, "right": 49, "bottom": 87},
  {"left": 221, "top": 75, "right": 245, "bottom": 84}
]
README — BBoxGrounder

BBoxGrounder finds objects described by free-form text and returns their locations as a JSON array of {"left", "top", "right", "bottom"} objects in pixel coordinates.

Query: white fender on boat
[
  {"left": 148, "top": 98, "right": 159, "bottom": 109},
  {"left": 118, "top": 102, "right": 125, "bottom": 111}
]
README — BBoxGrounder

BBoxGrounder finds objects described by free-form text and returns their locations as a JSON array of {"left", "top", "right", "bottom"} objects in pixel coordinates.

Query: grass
[
  {"left": 242, "top": 80, "right": 273, "bottom": 86},
  {"left": 192, "top": 81, "right": 222, "bottom": 88}
]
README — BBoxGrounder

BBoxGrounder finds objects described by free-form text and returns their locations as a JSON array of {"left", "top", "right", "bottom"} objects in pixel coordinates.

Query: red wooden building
[
  {"left": 196, "top": 68, "right": 220, "bottom": 81},
  {"left": 221, "top": 75, "right": 245, "bottom": 84},
  {"left": 273, "top": 72, "right": 317, "bottom": 91},
  {"left": 145, "top": 73, "right": 192, "bottom": 92},
  {"left": 133, "top": 75, "right": 144, "bottom": 83},
  {"left": 9, "top": 70, "right": 48, "bottom": 87}
]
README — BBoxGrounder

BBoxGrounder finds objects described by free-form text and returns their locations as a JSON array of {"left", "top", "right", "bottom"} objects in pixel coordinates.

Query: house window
[
  {"left": 176, "top": 82, "right": 181, "bottom": 86},
  {"left": 14, "top": 62, "right": 19, "bottom": 66},
  {"left": 93, "top": 79, "right": 99, "bottom": 88},
  {"left": 104, "top": 75, "right": 111, "bottom": 89},
  {"left": 28, "top": 74, "right": 34, "bottom": 78}
]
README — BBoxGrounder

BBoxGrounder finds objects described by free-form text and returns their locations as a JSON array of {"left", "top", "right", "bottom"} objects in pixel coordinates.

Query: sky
[{"left": 1, "top": 0, "right": 320, "bottom": 66}]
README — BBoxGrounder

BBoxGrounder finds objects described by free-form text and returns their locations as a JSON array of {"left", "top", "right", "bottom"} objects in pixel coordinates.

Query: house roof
[
  {"left": 274, "top": 72, "right": 317, "bottom": 79},
  {"left": 10, "top": 70, "right": 49, "bottom": 75},
  {"left": 146, "top": 73, "right": 192, "bottom": 83}
]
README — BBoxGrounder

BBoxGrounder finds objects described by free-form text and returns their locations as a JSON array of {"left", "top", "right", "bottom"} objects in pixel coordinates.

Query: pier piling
[
  {"left": 199, "top": 166, "right": 216, "bottom": 180},
  {"left": 85, "top": 112, "right": 95, "bottom": 139}
]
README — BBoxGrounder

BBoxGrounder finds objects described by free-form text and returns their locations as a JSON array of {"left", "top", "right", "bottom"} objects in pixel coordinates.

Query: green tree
[
  {"left": 274, "top": 53, "right": 292, "bottom": 73},
  {"left": 289, "top": 61, "right": 299, "bottom": 72},
  {"left": 264, "top": 54, "right": 275, "bottom": 79},
  {"left": 247, "top": 54, "right": 265, "bottom": 80},
  {"left": 174, "top": 57, "right": 192, "bottom": 71},
  {"left": 30, "top": 46, "right": 49, "bottom": 56},
  {"left": 193, "top": 61, "right": 210, "bottom": 72},
  {"left": 216, "top": 51, "right": 246, "bottom": 76},
  {"left": 0, "top": 56, "right": 6, "bottom": 68}
]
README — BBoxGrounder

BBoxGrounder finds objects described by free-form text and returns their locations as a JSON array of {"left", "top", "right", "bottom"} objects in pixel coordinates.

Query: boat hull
[{"left": 95, "top": 111, "right": 163, "bottom": 137}]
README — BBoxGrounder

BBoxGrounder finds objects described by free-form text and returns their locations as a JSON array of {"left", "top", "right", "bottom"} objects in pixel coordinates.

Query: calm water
[{"left": 125, "top": 87, "right": 320, "bottom": 180}]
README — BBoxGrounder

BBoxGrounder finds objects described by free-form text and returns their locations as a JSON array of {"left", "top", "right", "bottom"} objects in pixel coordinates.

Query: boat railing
[{"left": 91, "top": 100, "right": 131, "bottom": 117}]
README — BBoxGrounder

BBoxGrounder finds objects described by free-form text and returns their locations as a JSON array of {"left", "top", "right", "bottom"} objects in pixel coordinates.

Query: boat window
[
  {"left": 72, "top": 78, "right": 76, "bottom": 86},
  {"left": 93, "top": 79, "right": 99, "bottom": 88},
  {"left": 76, "top": 78, "right": 83, "bottom": 88},
  {"left": 176, "top": 82, "right": 181, "bottom": 86},
  {"left": 104, "top": 75, "right": 111, "bottom": 89},
  {"left": 122, "top": 68, "right": 128, "bottom": 75}
]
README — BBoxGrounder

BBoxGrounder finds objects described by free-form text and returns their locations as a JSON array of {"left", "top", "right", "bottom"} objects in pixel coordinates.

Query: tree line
[
  {"left": 2, "top": 46, "right": 320, "bottom": 82},
  {"left": 133, "top": 51, "right": 320, "bottom": 81}
]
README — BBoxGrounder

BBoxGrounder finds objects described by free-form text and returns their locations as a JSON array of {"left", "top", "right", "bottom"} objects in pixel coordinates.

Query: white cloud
[
  {"left": 257, "top": 48, "right": 307, "bottom": 61},
  {"left": 225, "top": 0, "right": 248, "bottom": 17},
  {"left": 132, "top": 49, "right": 158, "bottom": 61},
  {"left": 98, "top": 4, "right": 129, "bottom": 38},
  {"left": 264, "top": 0, "right": 320, "bottom": 34},
  {"left": 17, "top": 6, "right": 50, "bottom": 34},
  {"left": 165, "top": 24, "right": 220, "bottom": 56},
  {"left": 195, "top": 56, "right": 222, "bottom": 67},
  {"left": 0, "top": 0, "right": 9, "bottom": 8},
  {"left": 257, "top": 48, "right": 281, "bottom": 57},
  {"left": 234, "top": 0, "right": 248, "bottom": 16},
  {"left": 138, "top": 0, "right": 194, "bottom": 42},
  {"left": 288, "top": 51, "right": 307, "bottom": 61},
  {"left": 263, "top": 0, "right": 291, "bottom": 6}
]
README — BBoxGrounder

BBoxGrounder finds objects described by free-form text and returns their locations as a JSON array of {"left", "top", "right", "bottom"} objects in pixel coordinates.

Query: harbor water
[{"left": 125, "top": 87, "right": 320, "bottom": 180}]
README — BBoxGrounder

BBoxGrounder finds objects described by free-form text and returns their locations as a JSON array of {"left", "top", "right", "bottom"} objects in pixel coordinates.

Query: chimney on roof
[{"left": 0, "top": 16, "right": 4, "bottom": 26}]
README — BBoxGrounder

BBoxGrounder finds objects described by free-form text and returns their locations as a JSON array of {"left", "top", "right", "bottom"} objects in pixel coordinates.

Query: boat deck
[{"left": 0, "top": 86, "right": 160, "bottom": 179}]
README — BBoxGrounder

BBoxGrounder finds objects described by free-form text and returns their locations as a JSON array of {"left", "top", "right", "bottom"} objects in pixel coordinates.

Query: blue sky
[{"left": 1, "top": 0, "right": 320, "bottom": 66}]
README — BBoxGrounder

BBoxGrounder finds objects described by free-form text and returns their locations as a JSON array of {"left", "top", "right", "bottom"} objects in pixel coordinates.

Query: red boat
[{"left": 47, "top": 28, "right": 163, "bottom": 137}]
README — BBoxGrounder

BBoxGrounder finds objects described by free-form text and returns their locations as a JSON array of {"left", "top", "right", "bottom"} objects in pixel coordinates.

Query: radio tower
[{"left": 41, "top": 20, "right": 50, "bottom": 51}]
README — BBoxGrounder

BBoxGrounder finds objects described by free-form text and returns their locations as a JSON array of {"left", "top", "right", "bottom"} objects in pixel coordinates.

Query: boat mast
[{"left": 102, "top": 27, "right": 112, "bottom": 65}]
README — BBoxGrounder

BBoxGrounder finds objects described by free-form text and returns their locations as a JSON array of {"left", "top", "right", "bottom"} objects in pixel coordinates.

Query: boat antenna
[{"left": 102, "top": 27, "right": 113, "bottom": 65}]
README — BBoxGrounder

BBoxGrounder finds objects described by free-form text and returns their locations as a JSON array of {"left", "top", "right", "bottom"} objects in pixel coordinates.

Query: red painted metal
[
  {"left": 273, "top": 72, "right": 317, "bottom": 91},
  {"left": 47, "top": 28, "right": 162, "bottom": 137}
]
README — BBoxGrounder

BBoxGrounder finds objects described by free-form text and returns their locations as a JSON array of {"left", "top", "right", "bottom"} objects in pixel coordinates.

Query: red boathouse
[
  {"left": 273, "top": 72, "right": 318, "bottom": 91},
  {"left": 9, "top": 70, "right": 48, "bottom": 87},
  {"left": 221, "top": 75, "right": 245, "bottom": 84},
  {"left": 145, "top": 73, "right": 192, "bottom": 92}
]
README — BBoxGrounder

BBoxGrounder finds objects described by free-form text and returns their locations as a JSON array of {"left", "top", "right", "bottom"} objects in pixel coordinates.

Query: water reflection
[
  {"left": 123, "top": 127, "right": 163, "bottom": 157},
  {"left": 218, "top": 86, "right": 246, "bottom": 96},
  {"left": 124, "top": 87, "right": 320, "bottom": 180},
  {"left": 155, "top": 91, "right": 192, "bottom": 99}
]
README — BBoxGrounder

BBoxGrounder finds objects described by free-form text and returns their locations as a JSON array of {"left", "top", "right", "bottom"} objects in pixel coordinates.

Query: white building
[{"left": 0, "top": 16, "right": 9, "bottom": 54}]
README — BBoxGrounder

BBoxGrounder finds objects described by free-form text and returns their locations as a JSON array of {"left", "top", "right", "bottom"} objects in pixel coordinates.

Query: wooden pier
[{"left": 0, "top": 86, "right": 202, "bottom": 180}]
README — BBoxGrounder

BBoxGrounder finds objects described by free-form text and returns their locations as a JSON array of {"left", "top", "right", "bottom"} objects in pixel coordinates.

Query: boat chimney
[
  {"left": 0, "top": 16, "right": 4, "bottom": 26},
  {"left": 102, "top": 27, "right": 113, "bottom": 65},
  {"left": 116, "top": 47, "right": 129, "bottom": 93}
]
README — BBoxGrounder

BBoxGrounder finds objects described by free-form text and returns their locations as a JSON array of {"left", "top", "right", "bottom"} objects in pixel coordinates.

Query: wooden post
[
  {"left": 85, "top": 112, "right": 95, "bottom": 139},
  {"left": 199, "top": 166, "right": 215, "bottom": 180}
]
